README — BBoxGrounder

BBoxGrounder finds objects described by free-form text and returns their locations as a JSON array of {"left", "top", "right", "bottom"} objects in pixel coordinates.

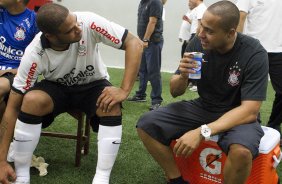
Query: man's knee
[
  {"left": 0, "top": 78, "right": 11, "bottom": 100},
  {"left": 96, "top": 103, "right": 121, "bottom": 116},
  {"left": 21, "top": 90, "right": 53, "bottom": 113},
  {"left": 228, "top": 144, "right": 253, "bottom": 164}
]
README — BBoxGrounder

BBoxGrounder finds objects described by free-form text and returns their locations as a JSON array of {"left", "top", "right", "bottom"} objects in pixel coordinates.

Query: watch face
[{"left": 201, "top": 126, "right": 211, "bottom": 137}]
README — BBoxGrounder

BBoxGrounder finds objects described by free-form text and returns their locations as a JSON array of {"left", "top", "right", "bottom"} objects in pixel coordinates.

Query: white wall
[{"left": 53, "top": 0, "right": 230, "bottom": 72}]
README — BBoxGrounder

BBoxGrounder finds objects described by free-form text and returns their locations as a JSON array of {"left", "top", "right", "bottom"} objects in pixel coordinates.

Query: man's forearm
[
  {"left": 0, "top": 119, "right": 15, "bottom": 161},
  {"left": 237, "top": 11, "right": 247, "bottom": 33},
  {"left": 143, "top": 19, "right": 157, "bottom": 40},
  {"left": 0, "top": 90, "right": 23, "bottom": 161},
  {"left": 120, "top": 34, "right": 143, "bottom": 95},
  {"left": 207, "top": 101, "right": 261, "bottom": 136}
]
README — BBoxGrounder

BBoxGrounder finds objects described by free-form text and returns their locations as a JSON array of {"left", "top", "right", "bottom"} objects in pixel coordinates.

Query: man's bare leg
[
  {"left": 137, "top": 128, "right": 181, "bottom": 180},
  {"left": 223, "top": 144, "right": 252, "bottom": 184}
]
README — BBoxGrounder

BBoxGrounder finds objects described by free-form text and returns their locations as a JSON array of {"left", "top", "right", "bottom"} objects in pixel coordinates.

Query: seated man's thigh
[
  {"left": 137, "top": 100, "right": 223, "bottom": 146},
  {"left": 77, "top": 79, "right": 114, "bottom": 116},
  {"left": 218, "top": 122, "right": 264, "bottom": 158},
  {"left": 25, "top": 80, "right": 69, "bottom": 127}
]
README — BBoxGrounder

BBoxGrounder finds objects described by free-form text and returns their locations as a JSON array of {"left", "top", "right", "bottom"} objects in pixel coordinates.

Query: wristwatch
[
  {"left": 200, "top": 124, "right": 211, "bottom": 140},
  {"left": 142, "top": 39, "right": 150, "bottom": 43}
]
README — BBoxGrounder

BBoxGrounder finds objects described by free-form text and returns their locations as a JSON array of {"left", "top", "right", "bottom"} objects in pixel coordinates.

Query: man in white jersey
[
  {"left": 0, "top": 3, "right": 142, "bottom": 184},
  {"left": 236, "top": 0, "right": 282, "bottom": 144}
]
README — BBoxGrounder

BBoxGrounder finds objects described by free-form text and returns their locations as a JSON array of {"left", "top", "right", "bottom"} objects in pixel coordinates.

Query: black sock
[{"left": 169, "top": 176, "right": 189, "bottom": 184}]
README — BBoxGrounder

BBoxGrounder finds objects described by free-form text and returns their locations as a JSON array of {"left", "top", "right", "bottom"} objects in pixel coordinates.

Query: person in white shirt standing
[
  {"left": 236, "top": 0, "right": 282, "bottom": 144},
  {"left": 186, "top": 0, "right": 206, "bottom": 92},
  {"left": 178, "top": 1, "right": 196, "bottom": 58}
]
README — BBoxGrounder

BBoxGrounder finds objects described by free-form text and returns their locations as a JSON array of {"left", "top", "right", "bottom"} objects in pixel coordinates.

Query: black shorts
[
  {"left": 137, "top": 99, "right": 264, "bottom": 158},
  {"left": 28, "top": 79, "right": 112, "bottom": 129},
  {"left": 0, "top": 72, "right": 15, "bottom": 103}
]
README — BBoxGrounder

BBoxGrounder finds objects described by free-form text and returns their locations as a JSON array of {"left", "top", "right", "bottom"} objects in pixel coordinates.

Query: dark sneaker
[
  {"left": 149, "top": 103, "right": 161, "bottom": 111},
  {"left": 127, "top": 95, "right": 146, "bottom": 102},
  {"left": 167, "top": 177, "right": 189, "bottom": 184}
]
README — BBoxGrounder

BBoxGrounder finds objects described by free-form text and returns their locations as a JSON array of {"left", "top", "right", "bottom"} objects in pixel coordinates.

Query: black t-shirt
[
  {"left": 185, "top": 33, "right": 269, "bottom": 112},
  {"left": 137, "top": 0, "right": 163, "bottom": 42}
]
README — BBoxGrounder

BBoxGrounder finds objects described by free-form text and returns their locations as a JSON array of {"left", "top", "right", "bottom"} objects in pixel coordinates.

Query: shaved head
[
  {"left": 36, "top": 3, "right": 69, "bottom": 34},
  {"left": 207, "top": 1, "right": 239, "bottom": 32}
]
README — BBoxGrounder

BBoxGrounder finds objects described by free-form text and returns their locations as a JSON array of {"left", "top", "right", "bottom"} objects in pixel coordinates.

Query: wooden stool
[{"left": 41, "top": 111, "right": 91, "bottom": 167}]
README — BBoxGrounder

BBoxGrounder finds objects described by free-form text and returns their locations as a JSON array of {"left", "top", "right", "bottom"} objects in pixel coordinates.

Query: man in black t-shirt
[
  {"left": 136, "top": 1, "right": 268, "bottom": 184},
  {"left": 127, "top": 0, "right": 164, "bottom": 111}
]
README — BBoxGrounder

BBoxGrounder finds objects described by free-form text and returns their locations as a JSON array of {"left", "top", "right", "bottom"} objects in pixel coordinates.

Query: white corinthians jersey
[{"left": 13, "top": 12, "right": 128, "bottom": 93}]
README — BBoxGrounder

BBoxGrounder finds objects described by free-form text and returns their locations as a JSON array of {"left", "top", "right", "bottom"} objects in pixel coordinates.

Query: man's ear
[
  {"left": 45, "top": 33, "right": 54, "bottom": 40},
  {"left": 228, "top": 28, "right": 236, "bottom": 38}
]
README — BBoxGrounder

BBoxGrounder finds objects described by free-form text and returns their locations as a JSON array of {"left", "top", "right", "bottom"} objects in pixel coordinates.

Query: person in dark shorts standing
[
  {"left": 0, "top": 3, "right": 142, "bottom": 184},
  {"left": 136, "top": 1, "right": 268, "bottom": 184}
]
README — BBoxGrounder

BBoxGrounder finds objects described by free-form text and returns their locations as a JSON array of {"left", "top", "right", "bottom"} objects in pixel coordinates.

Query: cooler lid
[{"left": 259, "top": 126, "right": 281, "bottom": 154}]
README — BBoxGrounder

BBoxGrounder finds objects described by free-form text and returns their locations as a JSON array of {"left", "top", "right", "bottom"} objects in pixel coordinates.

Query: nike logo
[
  {"left": 13, "top": 137, "right": 32, "bottom": 142},
  {"left": 112, "top": 141, "right": 121, "bottom": 144},
  {"left": 50, "top": 68, "right": 57, "bottom": 73}
]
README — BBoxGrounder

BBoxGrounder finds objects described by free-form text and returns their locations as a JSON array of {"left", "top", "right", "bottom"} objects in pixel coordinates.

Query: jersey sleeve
[
  {"left": 236, "top": 0, "right": 251, "bottom": 13},
  {"left": 149, "top": 0, "right": 163, "bottom": 19},
  {"left": 86, "top": 12, "right": 128, "bottom": 49},
  {"left": 241, "top": 50, "right": 269, "bottom": 101},
  {"left": 12, "top": 41, "right": 41, "bottom": 94}
]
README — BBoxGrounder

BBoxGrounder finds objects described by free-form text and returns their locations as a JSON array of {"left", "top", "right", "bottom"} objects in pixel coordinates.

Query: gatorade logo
[{"left": 199, "top": 148, "right": 222, "bottom": 174}]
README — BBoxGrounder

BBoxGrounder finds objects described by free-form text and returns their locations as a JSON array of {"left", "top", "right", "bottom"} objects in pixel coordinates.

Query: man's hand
[
  {"left": 0, "top": 161, "right": 16, "bottom": 184},
  {"left": 142, "top": 41, "right": 149, "bottom": 49},
  {"left": 173, "top": 128, "right": 203, "bottom": 158},
  {"left": 96, "top": 86, "right": 128, "bottom": 113},
  {"left": 179, "top": 52, "right": 199, "bottom": 78}
]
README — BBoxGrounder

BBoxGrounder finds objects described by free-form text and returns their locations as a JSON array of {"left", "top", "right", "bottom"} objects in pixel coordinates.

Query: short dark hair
[
  {"left": 36, "top": 3, "right": 69, "bottom": 34},
  {"left": 207, "top": 1, "right": 239, "bottom": 32}
]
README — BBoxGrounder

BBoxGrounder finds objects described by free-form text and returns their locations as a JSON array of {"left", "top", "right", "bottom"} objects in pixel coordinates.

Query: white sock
[
  {"left": 92, "top": 125, "right": 122, "bottom": 184},
  {"left": 13, "top": 120, "right": 41, "bottom": 183}
]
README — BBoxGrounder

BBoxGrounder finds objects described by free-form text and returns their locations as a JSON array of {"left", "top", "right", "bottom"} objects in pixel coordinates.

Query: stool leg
[
  {"left": 75, "top": 113, "right": 84, "bottom": 167},
  {"left": 83, "top": 117, "right": 91, "bottom": 155}
]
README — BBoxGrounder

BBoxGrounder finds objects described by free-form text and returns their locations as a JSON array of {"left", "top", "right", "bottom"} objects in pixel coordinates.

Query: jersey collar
[{"left": 40, "top": 34, "right": 51, "bottom": 49}]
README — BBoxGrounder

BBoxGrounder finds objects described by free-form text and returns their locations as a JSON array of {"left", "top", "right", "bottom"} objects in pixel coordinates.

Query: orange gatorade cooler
[{"left": 171, "top": 126, "right": 281, "bottom": 184}]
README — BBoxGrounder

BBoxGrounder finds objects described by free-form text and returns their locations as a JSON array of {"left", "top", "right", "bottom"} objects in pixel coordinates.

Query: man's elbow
[{"left": 242, "top": 101, "right": 262, "bottom": 122}]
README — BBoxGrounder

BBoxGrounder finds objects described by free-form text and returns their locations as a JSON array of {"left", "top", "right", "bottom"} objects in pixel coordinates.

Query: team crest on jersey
[
  {"left": 228, "top": 62, "right": 241, "bottom": 87},
  {"left": 14, "top": 27, "right": 26, "bottom": 41},
  {"left": 78, "top": 40, "right": 87, "bottom": 56}
]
